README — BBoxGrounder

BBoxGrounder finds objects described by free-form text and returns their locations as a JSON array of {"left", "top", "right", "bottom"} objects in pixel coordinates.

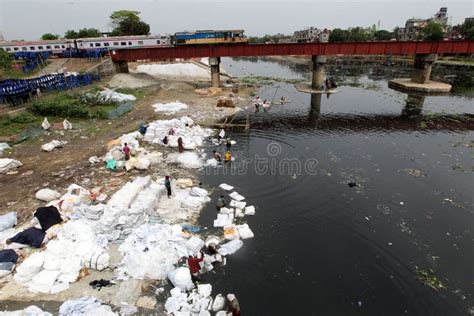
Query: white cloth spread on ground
[
  {"left": 97, "top": 89, "right": 136, "bottom": 103},
  {"left": 13, "top": 220, "right": 109, "bottom": 294},
  {"left": 152, "top": 101, "right": 188, "bottom": 114},
  {"left": 137, "top": 63, "right": 210, "bottom": 78},
  {"left": 116, "top": 224, "right": 188, "bottom": 280},
  {"left": 97, "top": 176, "right": 165, "bottom": 241},
  {"left": 218, "top": 183, "right": 234, "bottom": 191},
  {"left": 144, "top": 117, "right": 212, "bottom": 149},
  {"left": 59, "top": 296, "right": 116, "bottom": 315}
]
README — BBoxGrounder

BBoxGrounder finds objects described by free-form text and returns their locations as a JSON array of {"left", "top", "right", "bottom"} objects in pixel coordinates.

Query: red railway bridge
[{"left": 110, "top": 40, "right": 474, "bottom": 91}]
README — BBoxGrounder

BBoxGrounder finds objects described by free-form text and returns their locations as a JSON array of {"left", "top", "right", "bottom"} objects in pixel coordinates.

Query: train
[{"left": 0, "top": 30, "right": 248, "bottom": 55}]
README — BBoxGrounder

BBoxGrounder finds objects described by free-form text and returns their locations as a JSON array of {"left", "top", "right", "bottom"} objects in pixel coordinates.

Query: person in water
[
  {"left": 217, "top": 195, "right": 226, "bottom": 209},
  {"left": 213, "top": 150, "right": 222, "bottom": 161},
  {"left": 224, "top": 150, "right": 232, "bottom": 162}
]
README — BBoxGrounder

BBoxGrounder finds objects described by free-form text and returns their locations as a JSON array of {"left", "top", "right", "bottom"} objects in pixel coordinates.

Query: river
[{"left": 198, "top": 57, "right": 474, "bottom": 315}]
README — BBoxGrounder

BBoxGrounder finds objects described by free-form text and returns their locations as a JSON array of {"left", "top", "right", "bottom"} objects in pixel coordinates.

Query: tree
[
  {"left": 65, "top": 30, "right": 79, "bottom": 39},
  {"left": 347, "top": 27, "right": 369, "bottom": 42},
  {"left": 460, "top": 19, "right": 474, "bottom": 40},
  {"left": 41, "top": 33, "right": 59, "bottom": 40},
  {"left": 422, "top": 21, "right": 444, "bottom": 40},
  {"left": 0, "top": 49, "right": 12, "bottom": 70},
  {"left": 329, "top": 28, "right": 347, "bottom": 42},
  {"left": 109, "top": 10, "right": 150, "bottom": 36},
  {"left": 374, "top": 30, "right": 394, "bottom": 41},
  {"left": 77, "top": 28, "right": 101, "bottom": 38}
]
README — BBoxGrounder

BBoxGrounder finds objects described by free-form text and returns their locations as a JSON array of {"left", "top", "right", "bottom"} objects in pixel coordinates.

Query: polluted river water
[{"left": 198, "top": 57, "right": 474, "bottom": 315}]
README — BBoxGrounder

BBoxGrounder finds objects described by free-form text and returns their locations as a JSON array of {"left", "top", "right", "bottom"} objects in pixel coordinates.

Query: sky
[{"left": 0, "top": 0, "right": 473, "bottom": 40}]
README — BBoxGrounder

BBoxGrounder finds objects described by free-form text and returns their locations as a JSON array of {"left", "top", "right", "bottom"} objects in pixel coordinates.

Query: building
[
  {"left": 292, "top": 27, "right": 331, "bottom": 43},
  {"left": 398, "top": 7, "right": 450, "bottom": 41}
]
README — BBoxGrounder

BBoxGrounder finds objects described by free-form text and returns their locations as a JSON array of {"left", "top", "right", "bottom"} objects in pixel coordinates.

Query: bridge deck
[{"left": 110, "top": 41, "right": 474, "bottom": 62}]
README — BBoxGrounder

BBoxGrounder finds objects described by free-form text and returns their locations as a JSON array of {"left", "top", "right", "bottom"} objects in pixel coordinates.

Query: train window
[
  {"left": 95, "top": 43, "right": 101, "bottom": 47},
  {"left": 54, "top": 45, "right": 60, "bottom": 49},
  {"left": 6, "top": 48, "right": 11, "bottom": 51},
  {"left": 61, "top": 45, "right": 65, "bottom": 48},
  {"left": 104, "top": 43, "right": 110, "bottom": 47},
  {"left": 38, "top": 46, "right": 43, "bottom": 49},
  {"left": 46, "top": 45, "right": 51, "bottom": 49},
  {"left": 138, "top": 41, "right": 144, "bottom": 45},
  {"left": 120, "top": 42, "right": 126, "bottom": 46},
  {"left": 14, "top": 47, "right": 19, "bottom": 51},
  {"left": 22, "top": 47, "right": 27, "bottom": 51},
  {"left": 128, "top": 42, "right": 132, "bottom": 45},
  {"left": 30, "top": 46, "right": 36, "bottom": 50},
  {"left": 90, "top": 43, "right": 94, "bottom": 47},
  {"left": 113, "top": 42, "right": 119, "bottom": 46},
  {"left": 156, "top": 40, "right": 161, "bottom": 44}
]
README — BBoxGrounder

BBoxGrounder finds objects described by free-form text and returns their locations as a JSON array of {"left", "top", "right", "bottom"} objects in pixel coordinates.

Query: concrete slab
[
  {"left": 295, "top": 83, "right": 340, "bottom": 94},
  {"left": 388, "top": 78, "right": 451, "bottom": 93}
]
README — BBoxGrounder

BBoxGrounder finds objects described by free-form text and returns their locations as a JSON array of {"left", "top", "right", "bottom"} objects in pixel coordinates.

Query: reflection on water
[{"left": 202, "top": 58, "right": 474, "bottom": 316}]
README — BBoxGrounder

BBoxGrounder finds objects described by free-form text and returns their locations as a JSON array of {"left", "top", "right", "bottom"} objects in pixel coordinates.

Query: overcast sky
[{"left": 1, "top": 0, "right": 473, "bottom": 40}]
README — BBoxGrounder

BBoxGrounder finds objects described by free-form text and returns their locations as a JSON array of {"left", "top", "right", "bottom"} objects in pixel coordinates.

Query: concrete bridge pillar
[
  {"left": 113, "top": 60, "right": 129, "bottom": 74},
  {"left": 411, "top": 54, "right": 437, "bottom": 84},
  {"left": 311, "top": 55, "right": 327, "bottom": 90},
  {"left": 402, "top": 93, "right": 425, "bottom": 117},
  {"left": 209, "top": 57, "right": 221, "bottom": 88}
]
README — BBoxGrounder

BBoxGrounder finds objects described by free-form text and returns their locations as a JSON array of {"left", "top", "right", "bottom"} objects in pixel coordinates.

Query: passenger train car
[
  {"left": 174, "top": 30, "right": 248, "bottom": 45},
  {"left": 0, "top": 30, "right": 248, "bottom": 55},
  {"left": 0, "top": 35, "right": 172, "bottom": 54}
]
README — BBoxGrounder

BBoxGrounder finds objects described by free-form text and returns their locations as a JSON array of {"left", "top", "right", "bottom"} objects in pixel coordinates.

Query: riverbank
[{"left": 0, "top": 67, "right": 255, "bottom": 313}]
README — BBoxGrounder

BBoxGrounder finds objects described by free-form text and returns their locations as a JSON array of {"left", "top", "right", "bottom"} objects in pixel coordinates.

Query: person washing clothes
[
  {"left": 227, "top": 294, "right": 241, "bottom": 316},
  {"left": 224, "top": 150, "right": 232, "bottom": 163},
  {"left": 188, "top": 252, "right": 204, "bottom": 281},
  {"left": 226, "top": 138, "right": 232, "bottom": 150},
  {"left": 217, "top": 195, "right": 226, "bottom": 209},
  {"left": 123, "top": 143, "right": 130, "bottom": 161},
  {"left": 213, "top": 150, "right": 222, "bottom": 162},
  {"left": 164, "top": 176, "right": 172, "bottom": 198}
]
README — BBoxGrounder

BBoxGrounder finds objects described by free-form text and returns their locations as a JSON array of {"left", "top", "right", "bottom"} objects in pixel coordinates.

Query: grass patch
[
  {"left": 114, "top": 88, "right": 147, "bottom": 99},
  {"left": 0, "top": 112, "right": 42, "bottom": 137},
  {"left": 31, "top": 92, "right": 118, "bottom": 119}
]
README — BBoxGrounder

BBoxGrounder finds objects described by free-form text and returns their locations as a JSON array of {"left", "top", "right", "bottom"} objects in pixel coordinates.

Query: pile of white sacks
[
  {"left": 215, "top": 183, "right": 255, "bottom": 241},
  {"left": 165, "top": 284, "right": 229, "bottom": 315},
  {"left": 13, "top": 220, "right": 109, "bottom": 294},
  {"left": 144, "top": 116, "right": 212, "bottom": 151}
]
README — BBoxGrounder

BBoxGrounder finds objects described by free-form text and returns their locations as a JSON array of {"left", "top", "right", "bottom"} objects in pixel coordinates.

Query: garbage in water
[
  {"left": 218, "top": 183, "right": 234, "bottom": 191},
  {"left": 41, "top": 140, "right": 67, "bottom": 152}
]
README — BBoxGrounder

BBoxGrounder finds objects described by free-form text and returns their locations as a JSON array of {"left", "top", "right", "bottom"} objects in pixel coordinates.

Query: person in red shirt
[
  {"left": 123, "top": 143, "right": 130, "bottom": 161},
  {"left": 187, "top": 252, "right": 204, "bottom": 278}
]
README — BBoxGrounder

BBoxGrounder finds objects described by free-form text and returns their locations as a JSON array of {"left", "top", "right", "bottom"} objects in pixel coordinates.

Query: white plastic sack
[
  {"left": 62, "top": 119, "right": 72, "bottom": 130},
  {"left": 167, "top": 267, "right": 194, "bottom": 291},
  {"left": 41, "top": 140, "right": 66, "bottom": 152},
  {"left": 212, "top": 294, "right": 226, "bottom": 312},
  {"left": 41, "top": 117, "right": 50, "bottom": 130},
  {"left": 0, "top": 143, "right": 10, "bottom": 152},
  {"left": 229, "top": 200, "right": 246, "bottom": 210},
  {"left": 218, "top": 239, "right": 243, "bottom": 256},
  {"left": 152, "top": 101, "right": 188, "bottom": 114},
  {"left": 244, "top": 206, "right": 255, "bottom": 216},
  {"left": 186, "top": 236, "right": 205, "bottom": 254},
  {"left": 35, "top": 188, "right": 61, "bottom": 202},
  {"left": 236, "top": 224, "right": 254, "bottom": 239},
  {"left": 0, "top": 212, "right": 17, "bottom": 232},
  {"left": 190, "top": 187, "right": 208, "bottom": 198},
  {"left": 0, "top": 158, "right": 22, "bottom": 174},
  {"left": 218, "top": 183, "right": 234, "bottom": 191},
  {"left": 198, "top": 284, "right": 212, "bottom": 298},
  {"left": 229, "top": 192, "right": 245, "bottom": 201}
]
